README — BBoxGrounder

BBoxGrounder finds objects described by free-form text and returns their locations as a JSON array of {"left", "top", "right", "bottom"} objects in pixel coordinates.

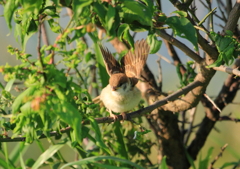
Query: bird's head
[{"left": 109, "top": 73, "right": 131, "bottom": 93}]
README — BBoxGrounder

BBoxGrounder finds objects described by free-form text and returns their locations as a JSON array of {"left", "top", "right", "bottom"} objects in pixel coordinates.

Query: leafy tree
[{"left": 0, "top": 0, "right": 239, "bottom": 169}]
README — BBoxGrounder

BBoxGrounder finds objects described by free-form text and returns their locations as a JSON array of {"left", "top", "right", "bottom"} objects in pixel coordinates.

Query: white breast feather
[{"left": 100, "top": 84, "right": 141, "bottom": 113}]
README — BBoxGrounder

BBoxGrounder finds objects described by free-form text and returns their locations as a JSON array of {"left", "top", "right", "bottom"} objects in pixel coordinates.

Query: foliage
[
  {"left": 0, "top": 0, "right": 239, "bottom": 168},
  {"left": 207, "top": 30, "right": 240, "bottom": 68},
  {"left": 176, "top": 61, "right": 196, "bottom": 87}
]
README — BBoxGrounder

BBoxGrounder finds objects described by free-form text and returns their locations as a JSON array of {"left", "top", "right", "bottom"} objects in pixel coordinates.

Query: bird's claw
[
  {"left": 121, "top": 112, "right": 128, "bottom": 121},
  {"left": 109, "top": 111, "right": 119, "bottom": 122}
]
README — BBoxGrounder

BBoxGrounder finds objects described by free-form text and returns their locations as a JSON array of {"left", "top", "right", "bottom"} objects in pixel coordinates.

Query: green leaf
[
  {"left": 207, "top": 31, "right": 240, "bottom": 68},
  {"left": 94, "top": 163, "right": 129, "bottom": 169},
  {"left": 0, "top": 158, "right": 14, "bottom": 169},
  {"left": 20, "top": 152, "right": 26, "bottom": 169},
  {"left": 54, "top": 87, "right": 66, "bottom": 101},
  {"left": 4, "top": 0, "right": 19, "bottom": 29},
  {"left": 25, "top": 158, "right": 35, "bottom": 168},
  {"left": 117, "top": 23, "right": 134, "bottom": 48},
  {"left": 10, "top": 142, "right": 29, "bottom": 164},
  {"left": 171, "top": 10, "right": 187, "bottom": 17},
  {"left": 94, "top": 41, "right": 109, "bottom": 87},
  {"left": 159, "top": 156, "right": 168, "bottom": 169},
  {"left": 85, "top": 52, "right": 92, "bottom": 62},
  {"left": 4, "top": 78, "right": 15, "bottom": 92},
  {"left": 27, "top": 19, "right": 38, "bottom": 35},
  {"left": 53, "top": 100, "right": 82, "bottom": 143},
  {"left": 123, "top": 29, "right": 134, "bottom": 49},
  {"left": 32, "top": 140, "right": 66, "bottom": 169},
  {"left": 21, "top": 0, "right": 43, "bottom": 14},
  {"left": 113, "top": 121, "right": 129, "bottom": 159},
  {"left": 60, "top": 156, "right": 145, "bottom": 169},
  {"left": 89, "top": 118, "right": 111, "bottom": 155},
  {"left": 48, "top": 19, "right": 61, "bottom": 33},
  {"left": 20, "top": 101, "right": 32, "bottom": 115},
  {"left": 122, "top": 0, "right": 152, "bottom": 27},
  {"left": 106, "top": 5, "right": 117, "bottom": 36},
  {"left": 198, "top": 147, "right": 214, "bottom": 169},
  {"left": 220, "top": 162, "right": 240, "bottom": 169},
  {"left": 42, "top": 6, "right": 59, "bottom": 17},
  {"left": 2, "top": 142, "right": 15, "bottom": 169},
  {"left": 12, "top": 86, "right": 37, "bottom": 114},
  {"left": 147, "top": 33, "right": 162, "bottom": 54},
  {"left": 140, "top": 0, "right": 154, "bottom": 14},
  {"left": 166, "top": 16, "right": 198, "bottom": 51},
  {"left": 72, "top": 0, "right": 93, "bottom": 20},
  {"left": 92, "top": 1, "right": 107, "bottom": 24},
  {"left": 186, "top": 151, "right": 196, "bottom": 169},
  {"left": 117, "top": 23, "right": 129, "bottom": 38}
]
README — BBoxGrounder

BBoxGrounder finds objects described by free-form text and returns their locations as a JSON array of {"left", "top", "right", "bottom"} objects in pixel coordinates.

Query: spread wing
[
  {"left": 121, "top": 39, "right": 150, "bottom": 78},
  {"left": 99, "top": 45, "right": 123, "bottom": 76}
]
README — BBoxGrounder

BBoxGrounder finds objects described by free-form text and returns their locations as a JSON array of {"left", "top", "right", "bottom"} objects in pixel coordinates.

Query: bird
[{"left": 95, "top": 39, "right": 150, "bottom": 120}]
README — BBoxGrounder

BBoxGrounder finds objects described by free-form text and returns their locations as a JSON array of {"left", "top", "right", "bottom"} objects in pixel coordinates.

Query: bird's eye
[{"left": 118, "top": 83, "right": 123, "bottom": 87}]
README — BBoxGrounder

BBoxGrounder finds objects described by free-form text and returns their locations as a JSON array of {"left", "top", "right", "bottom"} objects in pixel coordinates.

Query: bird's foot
[
  {"left": 121, "top": 112, "right": 128, "bottom": 121},
  {"left": 109, "top": 111, "right": 119, "bottom": 122}
]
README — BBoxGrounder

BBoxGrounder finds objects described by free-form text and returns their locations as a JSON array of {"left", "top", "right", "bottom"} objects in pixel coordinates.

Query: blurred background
[{"left": 0, "top": 0, "right": 240, "bottom": 168}]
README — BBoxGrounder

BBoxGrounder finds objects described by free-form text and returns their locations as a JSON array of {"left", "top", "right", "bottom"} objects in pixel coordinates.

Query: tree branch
[
  {"left": 223, "top": 1, "right": 240, "bottom": 32},
  {"left": 156, "top": 30, "right": 203, "bottom": 64},
  {"left": 213, "top": 65, "right": 240, "bottom": 76}
]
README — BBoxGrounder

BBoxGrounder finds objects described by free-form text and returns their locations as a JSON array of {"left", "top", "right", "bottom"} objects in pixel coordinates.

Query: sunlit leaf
[
  {"left": 113, "top": 121, "right": 129, "bottom": 160},
  {"left": 92, "top": 1, "right": 107, "bottom": 24},
  {"left": 89, "top": 118, "right": 111, "bottom": 155},
  {"left": 159, "top": 156, "right": 168, "bottom": 169},
  {"left": 4, "top": 78, "right": 15, "bottom": 92},
  {"left": 207, "top": 31, "right": 240, "bottom": 68},
  {"left": 94, "top": 41, "right": 109, "bottom": 87},
  {"left": 106, "top": 5, "right": 115, "bottom": 31},
  {"left": 4, "top": 0, "right": 19, "bottom": 29},
  {"left": 198, "top": 147, "right": 214, "bottom": 169},
  {"left": 147, "top": 33, "right": 162, "bottom": 54},
  {"left": 12, "top": 86, "right": 37, "bottom": 114},
  {"left": 31, "top": 140, "right": 66, "bottom": 169},
  {"left": 53, "top": 100, "right": 82, "bottom": 143},
  {"left": 122, "top": 0, "right": 152, "bottom": 27},
  {"left": 72, "top": 0, "right": 93, "bottom": 20},
  {"left": 166, "top": 16, "right": 198, "bottom": 51},
  {"left": 171, "top": 10, "right": 187, "bottom": 17}
]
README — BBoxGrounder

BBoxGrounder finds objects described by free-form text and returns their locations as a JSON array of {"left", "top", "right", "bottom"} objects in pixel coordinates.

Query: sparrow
[{"left": 95, "top": 39, "right": 150, "bottom": 120}]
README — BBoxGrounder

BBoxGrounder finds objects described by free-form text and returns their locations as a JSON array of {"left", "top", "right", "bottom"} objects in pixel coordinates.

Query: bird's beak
[{"left": 111, "top": 86, "right": 118, "bottom": 91}]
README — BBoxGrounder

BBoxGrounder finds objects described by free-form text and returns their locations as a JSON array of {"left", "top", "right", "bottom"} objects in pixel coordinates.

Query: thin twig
[
  {"left": 156, "top": 53, "right": 174, "bottom": 65},
  {"left": 41, "top": 22, "right": 51, "bottom": 55},
  {"left": 216, "top": 0, "right": 228, "bottom": 22},
  {"left": 181, "top": 110, "right": 186, "bottom": 141},
  {"left": 213, "top": 66, "right": 240, "bottom": 76},
  {"left": 184, "top": 107, "right": 196, "bottom": 145},
  {"left": 203, "top": 93, "right": 221, "bottom": 113},
  {"left": 156, "top": 57, "right": 162, "bottom": 89},
  {"left": 218, "top": 116, "right": 240, "bottom": 122},
  {"left": 206, "top": 0, "right": 214, "bottom": 32},
  {"left": 208, "top": 143, "right": 228, "bottom": 169},
  {"left": 37, "top": 22, "right": 46, "bottom": 80}
]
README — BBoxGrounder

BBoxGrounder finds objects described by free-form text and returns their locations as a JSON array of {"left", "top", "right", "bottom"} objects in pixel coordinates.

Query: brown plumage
[
  {"left": 99, "top": 39, "right": 150, "bottom": 85},
  {"left": 122, "top": 39, "right": 150, "bottom": 79}
]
